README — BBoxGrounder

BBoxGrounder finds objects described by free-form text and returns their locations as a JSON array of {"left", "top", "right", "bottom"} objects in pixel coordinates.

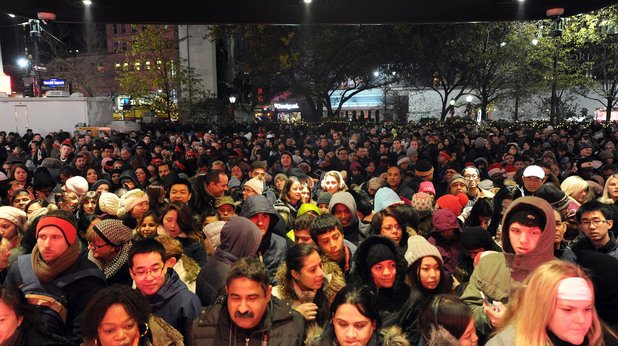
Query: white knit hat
[
  {"left": 98, "top": 192, "right": 121, "bottom": 216},
  {"left": 404, "top": 235, "right": 443, "bottom": 267},
  {"left": 65, "top": 176, "right": 89, "bottom": 196},
  {"left": 202, "top": 221, "right": 225, "bottom": 251},
  {"left": 0, "top": 206, "right": 27, "bottom": 230},
  {"left": 118, "top": 189, "right": 149, "bottom": 218},
  {"left": 243, "top": 178, "right": 264, "bottom": 196}
]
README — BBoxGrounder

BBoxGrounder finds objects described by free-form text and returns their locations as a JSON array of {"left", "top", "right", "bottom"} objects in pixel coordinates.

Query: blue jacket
[{"left": 148, "top": 268, "right": 201, "bottom": 340}]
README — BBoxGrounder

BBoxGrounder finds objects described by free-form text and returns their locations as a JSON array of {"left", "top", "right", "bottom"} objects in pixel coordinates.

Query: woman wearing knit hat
[
  {"left": 0, "top": 206, "right": 27, "bottom": 264},
  {"left": 399, "top": 235, "right": 450, "bottom": 344},
  {"left": 117, "top": 189, "right": 150, "bottom": 227},
  {"left": 85, "top": 218, "right": 133, "bottom": 286},
  {"left": 348, "top": 236, "right": 411, "bottom": 328},
  {"left": 96, "top": 192, "right": 121, "bottom": 218}
]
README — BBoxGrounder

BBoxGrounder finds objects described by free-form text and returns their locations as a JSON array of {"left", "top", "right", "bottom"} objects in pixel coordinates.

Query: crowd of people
[{"left": 0, "top": 118, "right": 616, "bottom": 345}]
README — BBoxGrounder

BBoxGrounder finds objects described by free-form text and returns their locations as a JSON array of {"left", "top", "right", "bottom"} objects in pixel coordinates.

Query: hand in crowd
[
  {"left": 483, "top": 301, "right": 506, "bottom": 328},
  {"left": 295, "top": 302, "right": 319, "bottom": 321}
]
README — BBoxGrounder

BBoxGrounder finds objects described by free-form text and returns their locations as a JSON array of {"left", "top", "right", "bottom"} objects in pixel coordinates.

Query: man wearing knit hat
[
  {"left": 461, "top": 196, "right": 556, "bottom": 341},
  {"left": 5, "top": 210, "right": 105, "bottom": 344},
  {"left": 242, "top": 177, "right": 264, "bottom": 200}
]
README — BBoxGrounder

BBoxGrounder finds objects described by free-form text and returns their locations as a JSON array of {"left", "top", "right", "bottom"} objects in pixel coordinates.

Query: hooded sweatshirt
[
  {"left": 240, "top": 195, "right": 288, "bottom": 284},
  {"left": 460, "top": 196, "right": 555, "bottom": 339},
  {"left": 195, "top": 216, "right": 262, "bottom": 306},
  {"left": 329, "top": 191, "right": 363, "bottom": 245}
]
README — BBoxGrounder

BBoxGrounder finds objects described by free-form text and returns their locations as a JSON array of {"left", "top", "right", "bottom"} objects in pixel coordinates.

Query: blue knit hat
[{"left": 373, "top": 187, "right": 403, "bottom": 212}]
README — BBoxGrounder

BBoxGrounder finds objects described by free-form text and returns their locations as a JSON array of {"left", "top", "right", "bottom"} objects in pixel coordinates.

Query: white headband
[{"left": 556, "top": 277, "right": 593, "bottom": 301}]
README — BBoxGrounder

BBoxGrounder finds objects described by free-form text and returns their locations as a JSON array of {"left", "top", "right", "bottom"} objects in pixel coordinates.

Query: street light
[
  {"left": 229, "top": 95, "right": 237, "bottom": 104},
  {"left": 8, "top": 13, "right": 15, "bottom": 18},
  {"left": 17, "top": 57, "right": 29, "bottom": 68},
  {"left": 449, "top": 99, "right": 455, "bottom": 106},
  {"left": 82, "top": 0, "right": 92, "bottom": 5},
  {"left": 465, "top": 95, "right": 473, "bottom": 103}
]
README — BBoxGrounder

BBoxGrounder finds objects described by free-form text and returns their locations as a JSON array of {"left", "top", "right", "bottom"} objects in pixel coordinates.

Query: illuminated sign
[
  {"left": 274, "top": 103, "right": 299, "bottom": 110},
  {"left": 43, "top": 78, "right": 65, "bottom": 87}
]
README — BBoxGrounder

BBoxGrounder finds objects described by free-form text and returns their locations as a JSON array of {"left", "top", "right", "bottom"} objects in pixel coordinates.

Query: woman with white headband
[{"left": 487, "top": 260, "right": 616, "bottom": 346}]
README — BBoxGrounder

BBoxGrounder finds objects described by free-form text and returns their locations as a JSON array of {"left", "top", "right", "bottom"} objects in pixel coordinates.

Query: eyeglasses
[
  {"left": 132, "top": 267, "right": 165, "bottom": 279},
  {"left": 382, "top": 224, "right": 402, "bottom": 232},
  {"left": 88, "top": 242, "right": 109, "bottom": 250},
  {"left": 464, "top": 174, "right": 479, "bottom": 180},
  {"left": 580, "top": 219, "right": 609, "bottom": 228}
]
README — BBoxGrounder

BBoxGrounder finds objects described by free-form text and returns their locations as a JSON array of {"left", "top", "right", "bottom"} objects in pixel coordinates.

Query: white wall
[{"left": 0, "top": 97, "right": 112, "bottom": 135}]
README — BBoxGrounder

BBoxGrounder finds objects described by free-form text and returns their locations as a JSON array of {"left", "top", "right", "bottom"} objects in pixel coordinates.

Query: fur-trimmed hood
[
  {"left": 349, "top": 235, "right": 408, "bottom": 294},
  {"left": 306, "top": 324, "right": 410, "bottom": 346},
  {"left": 274, "top": 256, "right": 346, "bottom": 305}
]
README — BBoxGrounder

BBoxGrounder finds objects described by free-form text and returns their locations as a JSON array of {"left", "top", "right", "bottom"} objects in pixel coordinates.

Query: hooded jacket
[
  {"left": 454, "top": 226, "right": 502, "bottom": 286},
  {"left": 460, "top": 196, "right": 555, "bottom": 339},
  {"left": 329, "top": 191, "right": 365, "bottom": 245},
  {"left": 119, "top": 169, "right": 139, "bottom": 189},
  {"left": 348, "top": 236, "right": 411, "bottom": 327},
  {"left": 148, "top": 268, "right": 201, "bottom": 340},
  {"left": 196, "top": 216, "right": 262, "bottom": 306},
  {"left": 240, "top": 195, "right": 288, "bottom": 284},
  {"left": 428, "top": 208, "right": 462, "bottom": 276},
  {"left": 189, "top": 295, "right": 306, "bottom": 346}
]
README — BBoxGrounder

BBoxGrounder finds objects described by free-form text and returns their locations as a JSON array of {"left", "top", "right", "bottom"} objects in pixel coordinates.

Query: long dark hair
[
  {"left": 320, "top": 286, "right": 380, "bottom": 344},
  {"left": 407, "top": 256, "right": 450, "bottom": 295},
  {"left": 418, "top": 294, "right": 473, "bottom": 340},
  {"left": 160, "top": 203, "right": 202, "bottom": 242},
  {"left": 369, "top": 207, "right": 408, "bottom": 247}
]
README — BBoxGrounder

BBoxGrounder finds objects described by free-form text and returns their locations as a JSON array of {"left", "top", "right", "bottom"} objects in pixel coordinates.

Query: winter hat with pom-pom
[
  {"left": 117, "top": 189, "right": 149, "bottom": 218},
  {"left": 98, "top": 192, "right": 121, "bottom": 217},
  {"left": 65, "top": 176, "right": 89, "bottom": 196}
]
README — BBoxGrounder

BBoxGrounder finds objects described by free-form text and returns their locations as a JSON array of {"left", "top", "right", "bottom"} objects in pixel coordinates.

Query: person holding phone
[{"left": 460, "top": 196, "right": 556, "bottom": 342}]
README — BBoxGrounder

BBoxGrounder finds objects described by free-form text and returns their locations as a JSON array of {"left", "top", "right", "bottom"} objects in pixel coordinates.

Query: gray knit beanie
[{"left": 404, "top": 235, "right": 443, "bottom": 266}]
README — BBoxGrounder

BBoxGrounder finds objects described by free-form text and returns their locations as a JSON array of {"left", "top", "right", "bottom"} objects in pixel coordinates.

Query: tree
[
  {"left": 212, "top": 25, "right": 397, "bottom": 122},
  {"left": 395, "top": 24, "right": 479, "bottom": 121},
  {"left": 571, "top": 5, "right": 618, "bottom": 122},
  {"left": 116, "top": 25, "right": 206, "bottom": 122}
]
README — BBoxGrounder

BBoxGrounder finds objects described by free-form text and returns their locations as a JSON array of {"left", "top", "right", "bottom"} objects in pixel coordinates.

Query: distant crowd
[{"left": 0, "top": 119, "right": 615, "bottom": 345}]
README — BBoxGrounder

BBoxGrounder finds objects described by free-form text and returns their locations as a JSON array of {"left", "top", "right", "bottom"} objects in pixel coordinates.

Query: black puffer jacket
[{"left": 348, "top": 235, "right": 411, "bottom": 327}]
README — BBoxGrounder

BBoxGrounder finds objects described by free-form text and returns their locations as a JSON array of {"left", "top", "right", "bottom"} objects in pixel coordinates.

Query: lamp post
[{"left": 228, "top": 95, "right": 237, "bottom": 122}]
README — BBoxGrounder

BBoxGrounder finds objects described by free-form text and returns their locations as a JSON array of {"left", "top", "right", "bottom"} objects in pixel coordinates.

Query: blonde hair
[
  {"left": 498, "top": 260, "right": 603, "bottom": 346},
  {"left": 560, "top": 176, "right": 589, "bottom": 200},
  {"left": 320, "top": 170, "right": 348, "bottom": 192},
  {"left": 599, "top": 173, "right": 618, "bottom": 204},
  {"left": 155, "top": 235, "right": 200, "bottom": 283}
]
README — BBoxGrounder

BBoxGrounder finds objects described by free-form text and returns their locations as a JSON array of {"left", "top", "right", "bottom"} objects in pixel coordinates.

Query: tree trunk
[
  {"left": 549, "top": 55, "right": 558, "bottom": 125},
  {"left": 514, "top": 93, "right": 519, "bottom": 122},
  {"left": 606, "top": 98, "right": 614, "bottom": 122}
]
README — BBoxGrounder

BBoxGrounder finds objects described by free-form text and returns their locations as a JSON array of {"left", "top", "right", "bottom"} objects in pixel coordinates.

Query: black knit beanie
[{"left": 366, "top": 243, "right": 396, "bottom": 269}]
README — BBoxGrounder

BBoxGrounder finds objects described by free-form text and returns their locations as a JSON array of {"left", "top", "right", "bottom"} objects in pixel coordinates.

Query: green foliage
[{"left": 116, "top": 25, "right": 206, "bottom": 122}]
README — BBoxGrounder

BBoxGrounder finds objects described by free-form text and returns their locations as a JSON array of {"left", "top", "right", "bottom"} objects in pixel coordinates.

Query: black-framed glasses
[{"left": 580, "top": 219, "right": 609, "bottom": 228}]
